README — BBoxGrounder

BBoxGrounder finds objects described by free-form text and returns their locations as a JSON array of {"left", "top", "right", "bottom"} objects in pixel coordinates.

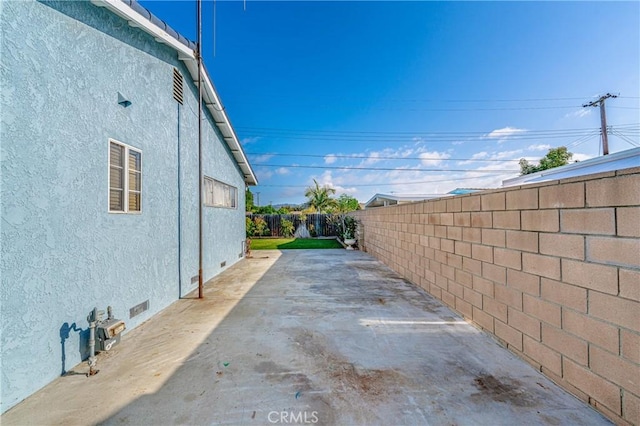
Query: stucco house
[{"left": 1, "top": 0, "right": 256, "bottom": 412}]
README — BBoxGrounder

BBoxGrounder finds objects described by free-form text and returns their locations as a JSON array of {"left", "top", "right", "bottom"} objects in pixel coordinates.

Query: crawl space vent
[{"left": 173, "top": 68, "right": 184, "bottom": 105}]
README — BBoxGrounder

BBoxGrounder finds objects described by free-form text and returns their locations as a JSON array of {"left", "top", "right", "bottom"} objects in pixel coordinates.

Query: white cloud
[
  {"left": 564, "top": 109, "right": 592, "bottom": 119},
  {"left": 457, "top": 151, "right": 489, "bottom": 165},
  {"left": 527, "top": 144, "right": 552, "bottom": 151},
  {"left": 419, "top": 151, "right": 451, "bottom": 166},
  {"left": 275, "top": 167, "right": 290, "bottom": 175},
  {"left": 485, "top": 126, "right": 527, "bottom": 143},
  {"left": 252, "top": 154, "right": 273, "bottom": 163},
  {"left": 572, "top": 153, "right": 593, "bottom": 162},
  {"left": 241, "top": 136, "right": 261, "bottom": 145},
  {"left": 491, "top": 149, "right": 523, "bottom": 160},
  {"left": 324, "top": 154, "right": 337, "bottom": 164}
]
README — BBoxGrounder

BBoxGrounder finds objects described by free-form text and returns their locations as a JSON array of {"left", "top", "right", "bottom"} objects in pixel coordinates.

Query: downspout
[
  {"left": 177, "top": 102, "right": 182, "bottom": 298},
  {"left": 197, "top": 0, "right": 204, "bottom": 299}
]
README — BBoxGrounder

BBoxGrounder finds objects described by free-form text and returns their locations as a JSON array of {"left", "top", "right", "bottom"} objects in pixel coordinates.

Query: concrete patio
[{"left": 2, "top": 250, "right": 610, "bottom": 425}]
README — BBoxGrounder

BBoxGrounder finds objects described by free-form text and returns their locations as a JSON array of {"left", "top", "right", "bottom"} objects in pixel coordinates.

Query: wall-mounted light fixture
[{"left": 117, "top": 92, "right": 131, "bottom": 108}]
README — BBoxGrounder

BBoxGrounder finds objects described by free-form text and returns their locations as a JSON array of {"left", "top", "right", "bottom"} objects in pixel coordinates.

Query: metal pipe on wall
[{"left": 197, "top": 0, "right": 204, "bottom": 299}]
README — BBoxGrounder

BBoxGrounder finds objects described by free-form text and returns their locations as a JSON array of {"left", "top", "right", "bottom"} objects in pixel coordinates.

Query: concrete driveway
[{"left": 2, "top": 250, "right": 609, "bottom": 425}]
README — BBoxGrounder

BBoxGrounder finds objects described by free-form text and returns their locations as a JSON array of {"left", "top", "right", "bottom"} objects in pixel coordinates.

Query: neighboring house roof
[
  {"left": 364, "top": 194, "right": 445, "bottom": 208},
  {"left": 502, "top": 147, "right": 640, "bottom": 187},
  {"left": 90, "top": 0, "right": 258, "bottom": 186},
  {"left": 364, "top": 188, "right": 485, "bottom": 208}
]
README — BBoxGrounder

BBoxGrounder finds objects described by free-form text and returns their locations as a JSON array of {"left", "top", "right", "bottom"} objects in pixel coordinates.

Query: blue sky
[{"left": 140, "top": 0, "right": 639, "bottom": 206}]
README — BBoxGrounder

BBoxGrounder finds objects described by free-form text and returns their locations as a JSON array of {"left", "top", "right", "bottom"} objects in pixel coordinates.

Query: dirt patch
[
  {"left": 472, "top": 374, "right": 537, "bottom": 407},
  {"left": 292, "top": 329, "right": 409, "bottom": 402}
]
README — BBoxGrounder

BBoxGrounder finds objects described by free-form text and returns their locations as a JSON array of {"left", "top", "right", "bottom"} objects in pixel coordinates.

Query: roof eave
[{"left": 91, "top": 0, "right": 258, "bottom": 186}]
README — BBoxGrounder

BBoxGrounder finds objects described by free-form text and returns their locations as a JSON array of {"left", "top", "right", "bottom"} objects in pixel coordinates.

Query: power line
[
  {"left": 257, "top": 164, "right": 519, "bottom": 173},
  {"left": 256, "top": 175, "right": 508, "bottom": 188},
  {"left": 247, "top": 152, "right": 522, "bottom": 162}
]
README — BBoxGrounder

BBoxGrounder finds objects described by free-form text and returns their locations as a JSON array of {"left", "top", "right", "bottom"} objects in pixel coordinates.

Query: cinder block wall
[{"left": 353, "top": 167, "right": 640, "bottom": 425}]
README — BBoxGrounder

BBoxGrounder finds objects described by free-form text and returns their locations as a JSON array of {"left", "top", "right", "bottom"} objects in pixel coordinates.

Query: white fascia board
[
  {"left": 92, "top": 0, "right": 257, "bottom": 186},
  {"left": 90, "top": 0, "right": 195, "bottom": 60},
  {"left": 201, "top": 65, "right": 258, "bottom": 185}
]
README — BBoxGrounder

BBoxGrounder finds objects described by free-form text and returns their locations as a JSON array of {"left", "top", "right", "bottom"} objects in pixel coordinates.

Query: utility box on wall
[{"left": 95, "top": 317, "right": 126, "bottom": 352}]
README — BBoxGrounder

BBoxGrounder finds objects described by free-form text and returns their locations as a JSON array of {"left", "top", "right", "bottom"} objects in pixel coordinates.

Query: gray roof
[{"left": 121, "top": 1, "right": 196, "bottom": 50}]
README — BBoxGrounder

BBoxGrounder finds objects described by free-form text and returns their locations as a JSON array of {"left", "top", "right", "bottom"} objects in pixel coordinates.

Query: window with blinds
[
  {"left": 109, "top": 140, "right": 142, "bottom": 213},
  {"left": 204, "top": 177, "right": 237, "bottom": 209}
]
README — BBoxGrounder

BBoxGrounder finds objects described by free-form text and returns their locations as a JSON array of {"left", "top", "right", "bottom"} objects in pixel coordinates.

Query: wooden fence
[{"left": 246, "top": 214, "right": 338, "bottom": 237}]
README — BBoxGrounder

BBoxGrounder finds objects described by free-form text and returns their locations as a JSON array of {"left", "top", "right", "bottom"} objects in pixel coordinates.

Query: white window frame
[
  {"left": 204, "top": 176, "right": 237, "bottom": 209},
  {"left": 108, "top": 139, "right": 142, "bottom": 214}
]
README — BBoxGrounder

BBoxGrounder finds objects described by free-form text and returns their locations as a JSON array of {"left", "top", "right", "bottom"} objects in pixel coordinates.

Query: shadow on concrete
[
  {"left": 93, "top": 250, "right": 609, "bottom": 426},
  {"left": 4, "top": 250, "right": 609, "bottom": 425}
]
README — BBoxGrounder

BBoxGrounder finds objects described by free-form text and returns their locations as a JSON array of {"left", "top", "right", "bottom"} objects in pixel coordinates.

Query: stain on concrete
[{"left": 472, "top": 374, "right": 537, "bottom": 407}]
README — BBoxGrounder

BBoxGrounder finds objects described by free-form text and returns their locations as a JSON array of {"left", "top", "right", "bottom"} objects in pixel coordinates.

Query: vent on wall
[
  {"left": 173, "top": 68, "right": 184, "bottom": 105},
  {"left": 130, "top": 300, "right": 149, "bottom": 319}
]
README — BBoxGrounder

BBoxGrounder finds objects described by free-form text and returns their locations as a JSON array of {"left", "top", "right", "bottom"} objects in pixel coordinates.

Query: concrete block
[
  {"left": 506, "top": 188, "right": 539, "bottom": 210},
  {"left": 621, "top": 329, "right": 640, "bottom": 364},
  {"left": 494, "top": 247, "right": 522, "bottom": 270},
  {"left": 590, "top": 345, "right": 640, "bottom": 396},
  {"left": 539, "top": 233, "right": 584, "bottom": 260},
  {"left": 563, "top": 358, "right": 622, "bottom": 416},
  {"left": 590, "top": 291, "right": 640, "bottom": 333},
  {"left": 483, "top": 296, "right": 508, "bottom": 322},
  {"left": 522, "top": 252, "right": 561, "bottom": 280},
  {"left": 539, "top": 182, "right": 585, "bottom": 209},
  {"left": 620, "top": 269, "right": 640, "bottom": 302},
  {"left": 461, "top": 195, "right": 481, "bottom": 212},
  {"left": 454, "top": 212, "right": 471, "bottom": 227},
  {"left": 481, "top": 192, "right": 506, "bottom": 211},
  {"left": 562, "top": 309, "right": 619, "bottom": 355},
  {"left": 508, "top": 307, "right": 541, "bottom": 340},
  {"left": 562, "top": 259, "right": 618, "bottom": 295},
  {"left": 471, "top": 212, "right": 493, "bottom": 228},
  {"left": 541, "top": 278, "right": 587, "bottom": 313},
  {"left": 472, "top": 244, "right": 493, "bottom": 263},
  {"left": 483, "top": 262, "right": 506, "bottom": 285},
  {"left": 473, "top": 275, "right": 495, "bottom": 297},
  {"left": 523, "top": 335, "right": 561, "bottom": 376},
  {"left": 481, "top": 228, "right": 506, "bottom": 247},
  {"left": 587, "top": 236, "right": 640, "bottom": 268},
  {"left": 561, "top": 208, "right": 616, "bottom": 235},
  {"left": 587, "top": 174, "right": 640, "bottom": 207},
  {"left": 495, "top": 284, "right": 523, "bottom": 310},
  {"left": 506, "top": 230, "right": 538, "bottom": 253},
  {"left": 495, "top": 320, "right": 523, "bottom": 351},
  {"left": 507, "top": 269, "right": 540, "bottom": 296},
  {"left": 472, "top": 306, "right": 494, "bottom": 332},
  {"left": 523, "top": 294, "right": 561, "bottom": 327},
  {"left": 522, "top": 210, "right": 559, "bottom": 232},
  {"left": 493, "top": 211, "right": 521, "bottom": 230},
  {"left": 617, "top": 207, "right": 640, "bottom": 237},
  {"left": 462, "top": 227, "right": 482, "bottom": 243},
  {"left": 542, "top": 324, "right": 588, "bottom": 365}
]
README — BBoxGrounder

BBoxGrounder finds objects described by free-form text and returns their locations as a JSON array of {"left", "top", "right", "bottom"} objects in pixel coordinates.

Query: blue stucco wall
[{"left": 0, "top": 0, "right": 247, "bottom": 412}]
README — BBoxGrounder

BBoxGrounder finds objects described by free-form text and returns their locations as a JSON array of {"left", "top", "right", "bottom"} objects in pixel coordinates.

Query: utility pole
[
  {"left": 583, "top": 93, "right": 617, "bottom": 155},
  {"left": 255, "top": 192, "right": 261, "bottom": 207}
]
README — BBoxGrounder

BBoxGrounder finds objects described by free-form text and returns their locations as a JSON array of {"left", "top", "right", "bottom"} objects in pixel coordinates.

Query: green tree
[
  {"left": 245, "top": 189, "right": 255, "bottom": 212},
  {"left": 304, "top": 179, "right": 337, "bottom": 213},
  {"left": 335, "top": 194, "right": 360, "bottom": 213},
  {"left": 519, "top": 147, "right": 573, "bottom": 175}
]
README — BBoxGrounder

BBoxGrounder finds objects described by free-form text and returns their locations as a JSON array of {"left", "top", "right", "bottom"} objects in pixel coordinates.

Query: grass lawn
[{"left": 249, "top": 238, "right": 343, "bottom": 250}]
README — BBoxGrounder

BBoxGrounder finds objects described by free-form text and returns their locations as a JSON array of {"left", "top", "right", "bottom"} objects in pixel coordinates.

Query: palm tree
[{"left": 304, "top": 179, "right": 336, "bottom": 213}]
